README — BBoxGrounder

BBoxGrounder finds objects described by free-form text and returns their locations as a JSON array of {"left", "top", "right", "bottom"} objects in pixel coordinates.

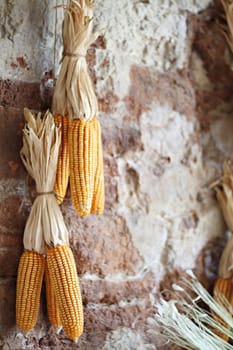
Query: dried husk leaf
[
  {"left": 150, "top": 271, "right": 233, "bottom": 350},
  {"left": 215, "top": 161, "right": 233, "bottom": 278},
  {"left": 53, "top": 0, "right": 99, "bottom": 121},
  {"left": 212, "top": 277, "right": 233, "bottom": 341},
  {"left": 20, "top": 109, "right": 69, "bottom": 255},
  {"left": 221, "top": 0, "right": 233, "bottom": 53},
  {"left": 218, "top": 234, "right": 233, "bottom": 278}
]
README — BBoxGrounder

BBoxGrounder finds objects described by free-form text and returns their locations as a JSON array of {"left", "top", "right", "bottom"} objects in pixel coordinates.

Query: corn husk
[
  {"left": 218, "top": 234, "right": 233, "bottom": 278},
  {"left": 20, "top": 109, "right": 69, "bottom": 255},
  {"left": 52, "top": 0, "right": 99, "bottom": 121},
  {"left": 215, "top": 161, "right": 233, "bottom": 233},
  {"left": 149, "top": 271, "right": 233, "bottom": 350},
  {"left": 221, "top": 0, "right": 233, "bottom": 53},
  {"left": 212, "top": 277, "right": 233, "bottom": 341},
  {"left": 214, "top": 161, "right": 233, "bottom": 278}
]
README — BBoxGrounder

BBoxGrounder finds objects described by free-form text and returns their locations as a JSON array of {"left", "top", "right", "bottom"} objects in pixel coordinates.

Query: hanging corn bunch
[
  {"left": 215, "top": 162, "right": 233, "bottom": 279},
  {"left": 211, "top": 161, "right": 233, "bottom": 341},
  {"left": 207, "top": 2, "right": 233, "bottom": 341},
  {"left": 52, "top": 0, "right": 105, "bottom": 216},
  {"left": 16, "top": 109, "right": 83, "bottom": 342}
]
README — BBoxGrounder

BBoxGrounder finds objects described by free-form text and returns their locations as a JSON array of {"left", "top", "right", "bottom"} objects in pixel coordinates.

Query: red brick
[
  {"left": 0, "top": 248, "right": 21, "bottom": 277},
  {"left": 0, "top": 107, "right": 25, "bottom": 179},
  {"left": 0, "top": 233, "right": 22, "bottom": 248},
  {"left": 65, "top": 214, "right": 143, "bottom": 276},
  {"left": 104, "top": 155, "right": 118, "bottom": 211},
  {"left": 127, "top": 66, "right": 196, "bottom": 120},
  {"left": 81, "top": 272, "right": 155, "bottom": 305},
  {"left": 101, "top": 116, "right": 143, "bottom": 156},
  {"left": 0, "top": 278, "right": 16, "bottom": 331},
  {"left": 190, "top": 9, "right": 233, "bottom": 129},
  {"left": 0, "top": 80, "right": 40, "bottom": 109},
  {"left": 0, "top": 196, "right": 28, "bottom": 233}
]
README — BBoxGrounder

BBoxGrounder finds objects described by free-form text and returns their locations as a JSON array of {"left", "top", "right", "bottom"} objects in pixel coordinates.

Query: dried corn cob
[
  {"left": 69, "top": 117, "right": 97, "bottom": 216},
  {"left": 91, "top": 118, "right": 105, "bottom": 214},
  {"left": 46, "top": 245, "right": 83, "bottom": 341},
  {"left": 212, "top": 277, "right": 233, "bottom": 341},
  {"left": 54, "top": 115, "right": 70, "bottom": 205},
  {"left": 16, "top": 251, "right": 45, "bottom": 331},
  {"left": 45, "top": 261, "right": 62, "bottom": 329}
]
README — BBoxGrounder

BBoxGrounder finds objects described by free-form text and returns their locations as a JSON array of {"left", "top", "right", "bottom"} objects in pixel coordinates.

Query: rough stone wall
[{"left": 0, "top": 0, "right": 232, "bottom": 349}]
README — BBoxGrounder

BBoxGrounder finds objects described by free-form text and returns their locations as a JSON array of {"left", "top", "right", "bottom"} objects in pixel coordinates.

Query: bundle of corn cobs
[
  {"left": 210, "top": 0, "right": 233, "bottom": 343},
  {"left": 53, "top": 0, "right": 105, "bottom": 216},
  {"left": 212, "top": 161, "right": 233, "bottom": 342},
  {"left": 16, "top": 109, "right": 83, "bottom": 341},
  {"left": 16, "top": 0, "right": 104, "bottom": 342}
]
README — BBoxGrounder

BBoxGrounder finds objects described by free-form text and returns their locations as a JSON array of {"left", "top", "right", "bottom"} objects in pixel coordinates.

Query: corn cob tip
[{"left": 64, "top": 323, "right": 83, "bottom": 342}]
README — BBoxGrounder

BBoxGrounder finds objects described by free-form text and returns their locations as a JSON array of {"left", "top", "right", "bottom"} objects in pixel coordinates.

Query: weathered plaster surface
[
  {"left": 0, "top": 0, "right": 62, "bottom": 81},
  {"left": 0, "top": 1, "right": 211, "bottom": 89},
  {"left": 117, "top": 103, "right": 224, "bottom": 278},
  {"left": 102, "top": 327, "right": 156, "bottom": 350},
  {"left": 94, "top": 0, "right": 212, "bottom": 97}
]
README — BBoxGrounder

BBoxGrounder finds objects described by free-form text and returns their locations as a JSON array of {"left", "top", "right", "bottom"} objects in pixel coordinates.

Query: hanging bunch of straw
[
  {"left": 16, "top": 109, "right": 83, "bottom": 342},
  {"left": 150, "top": 271, "right": 233, "bottom": 350},
  {"left": 53, "top": 0, "right": 105, "bottom": 216}
]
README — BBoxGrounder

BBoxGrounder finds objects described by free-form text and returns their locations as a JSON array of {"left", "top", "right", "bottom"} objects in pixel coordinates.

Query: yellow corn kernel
[
  {"left": 46, "top": 245, "right": 84, "bottom": 341},
  {"left": 16, "top": 251, "right": 45, "bottom": 332},
  {"left": 69, "top": 117, "right": 97, "bottom": 216},
  {"left": 91, "top": 118, "right": 105, "bottom": 215},
  {"left": 54, "top": 115, "right": 70, "bottom": 205},
  {"left": 45, "top": 261, "right": 62, "bottom": 329},
  {"left": 212, "top": 277, "right": 233, "bottom": 341}
]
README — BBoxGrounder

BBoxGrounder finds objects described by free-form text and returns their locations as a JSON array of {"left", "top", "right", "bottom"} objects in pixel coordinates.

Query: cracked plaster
[{"left": 117, "top": 103, "right": 225, "bottom": 278}]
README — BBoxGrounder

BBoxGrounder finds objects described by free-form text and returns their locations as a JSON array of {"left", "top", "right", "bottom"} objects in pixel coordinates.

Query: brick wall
[{"left": 1, "top": 1, "right": 232, "bottom": 349}]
